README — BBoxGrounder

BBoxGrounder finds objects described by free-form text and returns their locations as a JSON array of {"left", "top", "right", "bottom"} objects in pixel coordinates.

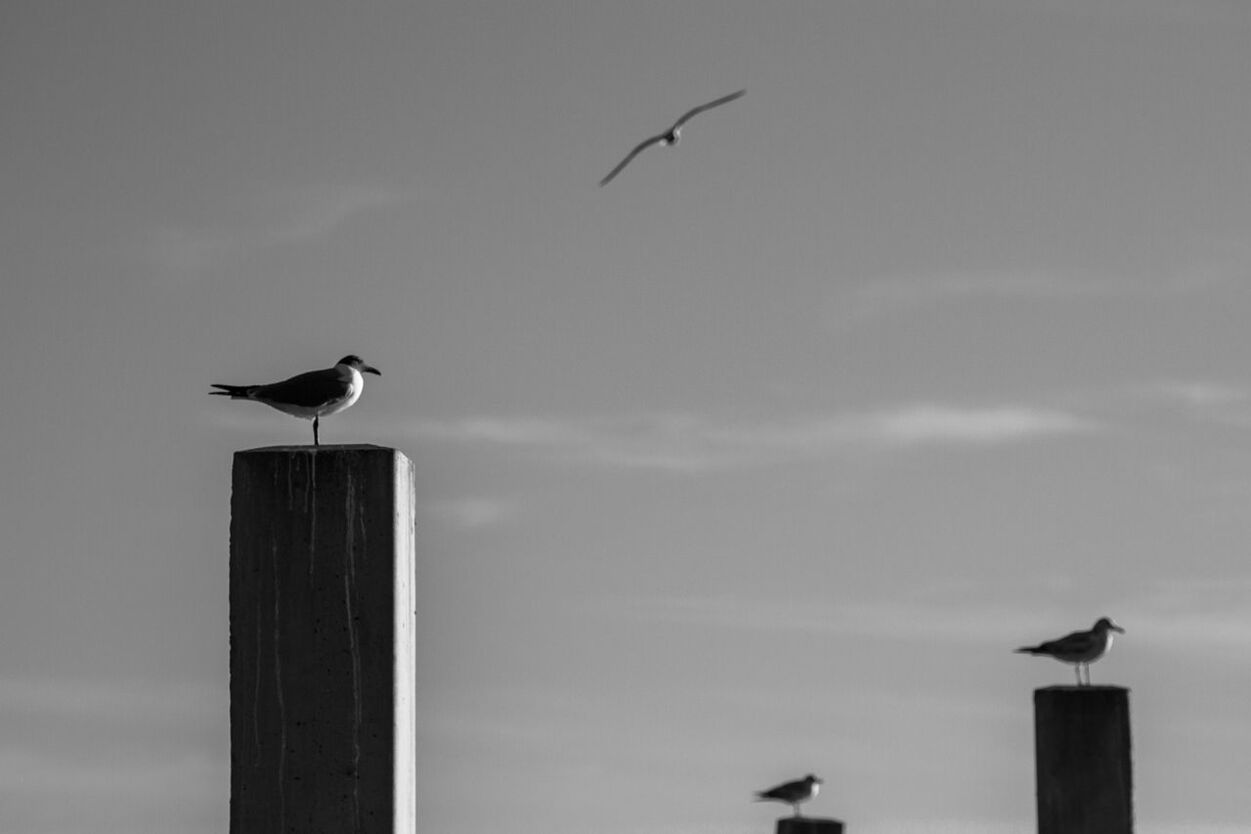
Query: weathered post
[
  {"left": 1033, "top": 685, "right": 1132, "bottom": 834},
  {"left": 229, "top": 445, "right": 416, "bottom": 834},
  {"left": 776, "top": 818, "right": 844, "bottom": 834}
]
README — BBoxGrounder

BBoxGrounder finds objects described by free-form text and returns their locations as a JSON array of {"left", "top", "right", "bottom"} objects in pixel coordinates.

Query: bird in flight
[
  {"left": 210, "top": 355, "right": 380, "bottom": 446},
  {"left": 1015, "top": 617, "right": 1125, "bottom": 686},
  {"left": 754, "top": 774, "right": 822, "bottom": 818},
  {"left": 598, "top": 89, "right": 746, "bottom": 186}
]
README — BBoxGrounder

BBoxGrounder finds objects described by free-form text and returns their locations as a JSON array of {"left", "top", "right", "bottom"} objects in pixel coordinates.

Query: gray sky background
[{"left": 3, "top": 1, "right": 1251, "bottom": 832}]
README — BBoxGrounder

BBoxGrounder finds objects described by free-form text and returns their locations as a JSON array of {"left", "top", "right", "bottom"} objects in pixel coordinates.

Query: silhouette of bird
[
  {"left": 210, "top": 355, "right": 380, "bottom": 446},
  {"left": 754, "top": 774, "right": 822, "bottom": 818},
  {"left": 598, "top": 89, "right": 746, "bottom": 186},
  {"left": 1016, "top": 617, "right": 1125, "bottom": 686}
]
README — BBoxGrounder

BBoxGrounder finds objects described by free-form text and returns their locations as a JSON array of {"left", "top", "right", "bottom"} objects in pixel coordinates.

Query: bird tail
[
  {"left": 209, "top": 384, "right": 258, "bottom": 399},
  {"left": 1015, "top": 645, "right": 1043, "bottom": 654}
]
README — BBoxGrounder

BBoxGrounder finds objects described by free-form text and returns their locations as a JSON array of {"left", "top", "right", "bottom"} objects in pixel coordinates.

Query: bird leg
[
  {"left": 1074, "top": 664, "right": 1082, "bottom": 686},
  {"left": 313, "top": 416, "right": 320, "bottom": 446}
]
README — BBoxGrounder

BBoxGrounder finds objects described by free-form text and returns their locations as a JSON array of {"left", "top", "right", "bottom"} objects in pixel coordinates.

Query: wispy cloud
[
  {"left": 1027, "top": 0, "right": 1251, "bottom": 27},
  {"left": 0, "top": 675, "right": 220, "bottom": 720},
  {"left": 1103, "top": 379, "right": 1251, "bottom": 434},
  {"left": 410, "top": 404, "right": 1095, "bottom": 472},
  {"left": 845, "top": 269, "right": 1103, "bottom": 317},
  {"left": 1127, "top": 577, "right": 1251, "bottom": 653},
  {"left": 607, "top": 593, "right": 1058, "bottom": 646},
  {"left": 872, "top": 404, "right": 1091, "bottom": 444},
  {"left": 836, "top": 269, "right": 1117, "bottom": 322},
  {"left": 838, "top": 244, "right": 1251, "bottom": 322},
  {"left": 1138, "top": 380, "right": 1250, "bottom": 409},
  {"left": 423, "top": 497, "right": 516, "bottom": 530},
  {"left": 604, "top": 576, "right": 1251, "bottom": 654},
  {"left": 146, "top": 183, "right": 415, "bottom": 271},
  {"left": 0, "top": 747, "right": 221, "bottom": 796}
]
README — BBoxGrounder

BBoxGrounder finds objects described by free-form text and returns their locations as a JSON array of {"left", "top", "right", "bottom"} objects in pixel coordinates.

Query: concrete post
[
  {"left": 229, "top": 445, "right": 416, "bottom": 834},
  {"left": 1033, "top": 685, "right": 1133, "bottom": 834},
  {"left": 776, "top": 818, "right": 844, "bottom": 834}
]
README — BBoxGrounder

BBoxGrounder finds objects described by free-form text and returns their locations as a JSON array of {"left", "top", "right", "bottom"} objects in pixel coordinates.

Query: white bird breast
[{"left": 319, "top": 367, "right": 365, "bottom": 416}]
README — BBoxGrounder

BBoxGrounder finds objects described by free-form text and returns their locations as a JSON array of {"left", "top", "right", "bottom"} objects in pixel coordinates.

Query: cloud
[
  {"left": 0, "top": 747, "right": 220, "bottom": 796},
  {"left": 146, "top": 183, "right": 414, "bottom": 271},
  {"left": 838, "top": 245, "right": 1251, "bottom": 323},
  {"left": 873, "top": 404, "right": 1091, "bottom": 444},
  {"left": 410, "top": 404, "right": 1095, "bottom": 472},
  {"left": 0, "top": 675, "right": 224, "bottom": 833},
  {"left": 607, "top": 593, "right": 1057, "bottom": 647},
  {"left": 423, "top": 498, "right": 516, "bottom": 530},
  {"left": 837, "top": 269, "right": 1115, "bottom": 321},
  {"left": 1139, "top": 380, "right": 1249, "bottom": 409},
  {"left": 0, "top": 676, "right": 220, "bottom": 721},
  {"left": 604, "top": 576, "right": 1251, "bottom": 655},
  {"left": 1126, "top": 577, "right": 1251, "bottom": 653},
  {"left": 863, "top": 823, "right": 1031, "bottom": 834},
  {"left": 1090, "top": 379, "right": 1251, "bottom": 438}
]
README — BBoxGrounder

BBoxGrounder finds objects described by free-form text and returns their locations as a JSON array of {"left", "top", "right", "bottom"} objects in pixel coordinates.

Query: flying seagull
[
  {"left": 210, "top": 355, "right": 380, "bottom": 446},
  {"left": 754, "top": 774, "right": 822, "bottom": 818},
  {"left": 1016, "top": 617, "right": 1125, "bottom": 686},
  {"left": 598, "top": 89, "right": 746, "bottom": 186}
]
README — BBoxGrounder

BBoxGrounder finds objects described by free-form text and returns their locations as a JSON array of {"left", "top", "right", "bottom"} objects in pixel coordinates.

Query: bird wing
[
  {"left": 599, "top": 134, "right": 668, "bottom": 186},
  {"left": 254, "top": 368, "right": 349, "bottom": 409},
  {"left": 670, "top": 89, "right": 746, "bottom": 130},
  {"left": 756, "top": 779, "right": 803, "bottom": 800},
  {"left": 1042, "top": 629, "right": 1100, "bottom": 655}
]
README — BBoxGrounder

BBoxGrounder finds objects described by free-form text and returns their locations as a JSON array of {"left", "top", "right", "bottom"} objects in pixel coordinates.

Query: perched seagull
[
  {"left": 598, "top": 89, "right": 746, "bottom": 186},
  {"left": 1016, "top": 617, "right": 1125, "bottom": 686},
  {"left": 210, "top": 355, "right": 380, "bottom": 446},
  {"left": 754, "top": 774, "right": 822, "bottom": 818}
]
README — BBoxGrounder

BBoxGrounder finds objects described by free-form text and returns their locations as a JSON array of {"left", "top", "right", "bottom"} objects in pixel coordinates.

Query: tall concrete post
[
  {"left": 1033, "top": 685, "right": 1132, "bottom": 834},
  {"left": 229, "top": 445, "right": 416, "bottom": 834},
  {"left": 776, "top": 817, "right": 844, "bottom": 834}
]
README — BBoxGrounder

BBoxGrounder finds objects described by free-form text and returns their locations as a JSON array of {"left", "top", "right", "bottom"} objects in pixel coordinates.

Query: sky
[{"left": 2, "top": 1, "right": 1251, "bottom": 832}]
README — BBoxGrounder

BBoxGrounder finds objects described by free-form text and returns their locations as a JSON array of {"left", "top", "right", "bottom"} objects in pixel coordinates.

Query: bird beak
[
  {"left": 1111, "top": 623, "right": 1125, "bottom": 633},
  {"left": 364, "top": 365, "right": 381, "bottom": 376}
]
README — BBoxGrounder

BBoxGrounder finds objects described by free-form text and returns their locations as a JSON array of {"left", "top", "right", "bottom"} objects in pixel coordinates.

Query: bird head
[
  {"left": 337, "top": 355, "right": 381, "bottom": 376},
  {"left": 805, "top": 775, "right": 823, "bottom": 785},
  {"left": 1094, "top": 617, "right": 1125, "bottom": 634}
]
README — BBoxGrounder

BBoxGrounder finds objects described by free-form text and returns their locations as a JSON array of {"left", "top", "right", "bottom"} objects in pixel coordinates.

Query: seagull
[
  {"left": 1015, "top": 617, "right": 1125, "bottom": 686},
  {"left": 754, "top": 774, "right": 822, "bottom": 818},
  {"left": 598, "top": 89, "right": 746, "bottom": 186},
  {"left": 210, "top": 355, "right": 380, "bottom": 446}
]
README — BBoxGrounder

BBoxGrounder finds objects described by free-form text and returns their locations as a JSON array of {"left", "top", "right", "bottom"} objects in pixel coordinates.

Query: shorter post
[
  {"left": 1033, "top": 685, "right": 1132, "bottom": 834},
  {"left": 777, "top": 818, "right": 844, "bottom": 834}
]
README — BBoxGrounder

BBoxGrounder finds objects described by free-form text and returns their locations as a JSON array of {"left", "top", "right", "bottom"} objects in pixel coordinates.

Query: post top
[
  {"left": 238, "top": 443, "right": 395, "bottom": 453},
  {"left": 1035, "top": 684, "right": 1130, "bottom": 694},
  {"left": 232, "top": 444, "right": 411, "bottom": 467},
  {"left": 775, "top": 818, "right": 845, "bottom": 832}
]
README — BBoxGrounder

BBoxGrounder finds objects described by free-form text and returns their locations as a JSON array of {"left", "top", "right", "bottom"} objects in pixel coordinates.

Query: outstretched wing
[
  {"left": 671, "top": 89, "right": 746, "bottom": 130},
  {"left": 599, "top": 133, "right": 667, "bottom": 186}
]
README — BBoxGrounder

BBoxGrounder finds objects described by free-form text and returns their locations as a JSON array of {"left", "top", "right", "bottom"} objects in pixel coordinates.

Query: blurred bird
[
  {"left": 598, "top": 89, "right": 746, "bottom": 186},
  {"left": 210, "top": 355, "right": 380, "bottom": 446},
  {"left": 754, "top": 774, "right": 822, "bottom": 818},
  {"left": 1016, "top": 617, "right": 1125, "bottom": 686}
]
